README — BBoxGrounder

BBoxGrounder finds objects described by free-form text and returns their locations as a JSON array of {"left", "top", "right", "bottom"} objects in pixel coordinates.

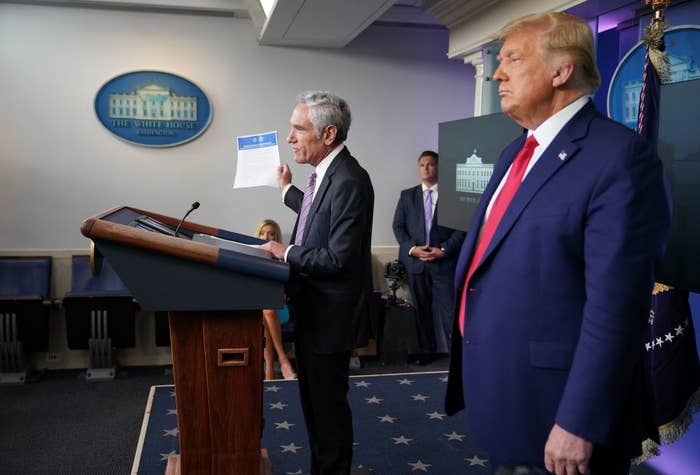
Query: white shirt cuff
[
  {"left": 283, "top": 244, "right": 293, "bottom": 262},
  {"left": 281, "top": 183, "right": 292, "bottom": 200}
]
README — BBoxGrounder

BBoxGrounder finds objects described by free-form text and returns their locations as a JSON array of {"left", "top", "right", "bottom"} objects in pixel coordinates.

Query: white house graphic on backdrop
[
  {"left": 109, "top": 83, "right": 197, "bottom": 121},
  {"left": 622, "top": 54, "right": 700, "bottom": 126},
  {"left": 456, "top": 149, "right": 494, "bottom": 193}
]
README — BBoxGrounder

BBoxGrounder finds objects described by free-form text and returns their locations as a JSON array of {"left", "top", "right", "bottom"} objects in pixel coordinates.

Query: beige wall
[
  {"left": 1, "top": 2, "right": 466, "bottom": 370},
  {"left": 0, "top": 3, "right": 473, "bottom": 250}
]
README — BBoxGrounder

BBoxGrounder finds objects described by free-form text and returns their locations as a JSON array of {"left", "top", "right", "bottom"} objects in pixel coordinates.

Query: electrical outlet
[{"left": 45, "top": 352, "right": 61, "bottom": 362}]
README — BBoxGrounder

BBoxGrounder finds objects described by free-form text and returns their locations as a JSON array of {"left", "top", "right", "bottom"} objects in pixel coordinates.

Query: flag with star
[
  {"left": 635, "top": 0, "right": 700, "bottom": 461},
  {"left": 132, "top": 372, "right": 493, "bottom": 474}
]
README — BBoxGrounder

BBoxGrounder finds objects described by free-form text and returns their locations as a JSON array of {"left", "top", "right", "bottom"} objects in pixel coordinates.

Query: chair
[
  {"left": 62, "top": 256, "right": 136, "bottom": 381},
  {"left": 0, "top": 257, "right": 52, "bottom": 384}
]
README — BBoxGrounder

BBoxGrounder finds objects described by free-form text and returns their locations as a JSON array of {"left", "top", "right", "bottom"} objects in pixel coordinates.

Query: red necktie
[{"left": 458, "top": 135, "right": 539, "bottom": 336}]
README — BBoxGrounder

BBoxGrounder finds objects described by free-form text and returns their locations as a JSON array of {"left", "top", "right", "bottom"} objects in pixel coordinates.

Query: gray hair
[{"left": 296, "top": 91, "right": 352, "bottom": 143}]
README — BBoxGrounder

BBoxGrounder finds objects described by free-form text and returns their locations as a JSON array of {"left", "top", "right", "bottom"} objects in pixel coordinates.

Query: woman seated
[{"left": 256, "top": 219, "right": 296, "bottom": 380}]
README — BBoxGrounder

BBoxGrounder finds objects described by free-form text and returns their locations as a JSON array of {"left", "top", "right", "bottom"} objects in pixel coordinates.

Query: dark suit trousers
[
  {"left": 295, "top": 334, "right": 353, "bottom": 475},
  {"left": 406, "top": 263, "right": 455, "bottom": 355}
]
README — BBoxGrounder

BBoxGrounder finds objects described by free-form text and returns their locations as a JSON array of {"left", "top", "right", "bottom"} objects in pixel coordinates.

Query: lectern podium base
[
  {"left": 165, "top": 450, "right": 272, "bottom": 475},
  {"left": 80, "top": 207, "right": 289, "bottom": 475},
  {"left": 169, "top": 310, "right": 269, "bottom": 475}
]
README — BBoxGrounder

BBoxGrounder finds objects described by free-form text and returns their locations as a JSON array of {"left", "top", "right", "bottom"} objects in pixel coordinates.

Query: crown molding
[{"left": 424, "top": 0, "right": 586, "bottom": 59}]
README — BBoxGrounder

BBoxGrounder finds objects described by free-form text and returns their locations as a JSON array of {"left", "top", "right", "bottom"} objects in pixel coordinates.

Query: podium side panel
[
  {"left": 202, "top": 311, "right": 264, "bottom": 474},
  {"left": 169, "top": 312, "right": 212, "bottom": 474}
]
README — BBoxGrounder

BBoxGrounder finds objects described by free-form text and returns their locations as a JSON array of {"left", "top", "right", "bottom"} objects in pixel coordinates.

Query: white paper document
[
  {"left": 233, "top": 131, "right": 280, "bottom": 188},
  {"left": 192, "top": 233, "right": 272, "bottom": 259}
]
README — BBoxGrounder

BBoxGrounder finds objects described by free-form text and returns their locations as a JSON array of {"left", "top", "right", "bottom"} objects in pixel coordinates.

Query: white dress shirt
[{"left": 483, "top": 95, "right": 589, "bottom": 222}]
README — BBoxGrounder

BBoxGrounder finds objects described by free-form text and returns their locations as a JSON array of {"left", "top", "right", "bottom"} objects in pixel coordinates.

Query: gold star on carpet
[
  {"left": 466, "top": 454, "right": 488, "bottom": 466},
  {"left": 392, "top": 435, "right": 413, "bottom": 445},
  {"left": 280, "top": 442, "right": 303, "bottom": 454},
  {"left": 408, "top": 459, "right": 431, "bottom": 471}
]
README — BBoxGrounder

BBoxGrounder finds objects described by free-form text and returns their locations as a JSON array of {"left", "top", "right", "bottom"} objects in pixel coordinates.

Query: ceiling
[
  {"left": 258, "top": 0, "right": 397, "bottom": 47},
  {"left": 3, "top": 0, "right": 653, "bottom": 49}
]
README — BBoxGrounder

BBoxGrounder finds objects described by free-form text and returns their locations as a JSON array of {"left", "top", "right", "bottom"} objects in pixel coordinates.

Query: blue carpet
[{"left": 131, "top": 371, "right": 493, "bottom": 474}]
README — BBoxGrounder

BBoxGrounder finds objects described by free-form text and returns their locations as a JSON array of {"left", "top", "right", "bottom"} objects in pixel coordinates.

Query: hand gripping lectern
[{"left": 81, "top": 206, "right": 289, "bottom": 475}]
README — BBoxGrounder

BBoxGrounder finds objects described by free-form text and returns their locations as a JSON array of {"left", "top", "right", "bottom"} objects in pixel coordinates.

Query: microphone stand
[{"left": 174, "top": 201, "right": 200, "bottom": 237}]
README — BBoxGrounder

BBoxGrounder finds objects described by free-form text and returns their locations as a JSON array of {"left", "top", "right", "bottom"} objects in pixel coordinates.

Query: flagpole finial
[
  {"left": 645, "top": 0, "right": 670, "bottom": 21},
  {"left": 643, "top": 0, "right": 671, "bottom": 83},
  {"left": 646, "top": 0, "right": 671, "bottom": 10},
  {"left": 646, "top": 0, "right": 671, "bottom": 23}
]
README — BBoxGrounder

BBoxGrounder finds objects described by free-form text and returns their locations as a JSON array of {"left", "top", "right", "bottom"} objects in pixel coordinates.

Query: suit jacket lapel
[
  {"left": 300, "top": 147, "right": 348, "bottom": 243},
  {"left": 414, "top": 186, "right": 427, "bottom": 243},
  {"left": 478, "top": 102, "right": 595, "bottom": 268}
]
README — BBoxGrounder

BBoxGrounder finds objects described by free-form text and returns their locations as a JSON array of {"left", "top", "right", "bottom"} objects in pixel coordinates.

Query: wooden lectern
[{"left": 81, "top": 206, "right": 289, "bottom": 475}]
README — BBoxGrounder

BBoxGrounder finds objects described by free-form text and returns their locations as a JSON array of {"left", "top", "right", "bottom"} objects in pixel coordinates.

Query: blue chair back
[
  {"left": 67, "top": 256, "right": 130, "bottom": 297},
  {"left": 0, "top": 257, "right": 51, "bottom": 299}
]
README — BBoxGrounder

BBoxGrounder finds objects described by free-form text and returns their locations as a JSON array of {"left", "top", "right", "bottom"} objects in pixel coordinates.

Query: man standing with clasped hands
[
  {"left": 445, "top": 12, "right": 670, "bottom": 475},
  {"left": 393, "top": 150, "right": 465, "bottom": 364},
  {"left": 262, "top": 91, "right": 374, "bottom": 475}
]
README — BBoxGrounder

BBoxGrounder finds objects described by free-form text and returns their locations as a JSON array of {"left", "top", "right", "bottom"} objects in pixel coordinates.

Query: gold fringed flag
[{"left": 635, "top": 0, "right": 700, "bottom": 463}]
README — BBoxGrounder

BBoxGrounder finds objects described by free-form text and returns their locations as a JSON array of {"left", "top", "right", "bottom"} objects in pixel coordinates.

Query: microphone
[{"left": 174, "top": 201, "right": 200, "bottom": 237}]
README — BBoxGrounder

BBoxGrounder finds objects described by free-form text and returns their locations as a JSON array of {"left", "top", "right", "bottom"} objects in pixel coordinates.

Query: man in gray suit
[{"left": 262, "top": 91, "right": 374, "bottom": 475}]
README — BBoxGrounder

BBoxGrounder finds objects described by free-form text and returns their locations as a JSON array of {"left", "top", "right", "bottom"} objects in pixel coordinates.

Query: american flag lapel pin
[{"left": 558, "top": 151, "right": 567, "bottom": 161}]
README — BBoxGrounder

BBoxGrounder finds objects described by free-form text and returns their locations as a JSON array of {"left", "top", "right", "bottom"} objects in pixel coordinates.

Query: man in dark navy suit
[
  {"left": 393, "top": 151, "right": 465, "bottom": 364},
  {"left": 262, "top": 91, "right": 374, "bottom": 475},
  {"left": 445, "top": 12, "right": 670, "bottom": 475}
]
